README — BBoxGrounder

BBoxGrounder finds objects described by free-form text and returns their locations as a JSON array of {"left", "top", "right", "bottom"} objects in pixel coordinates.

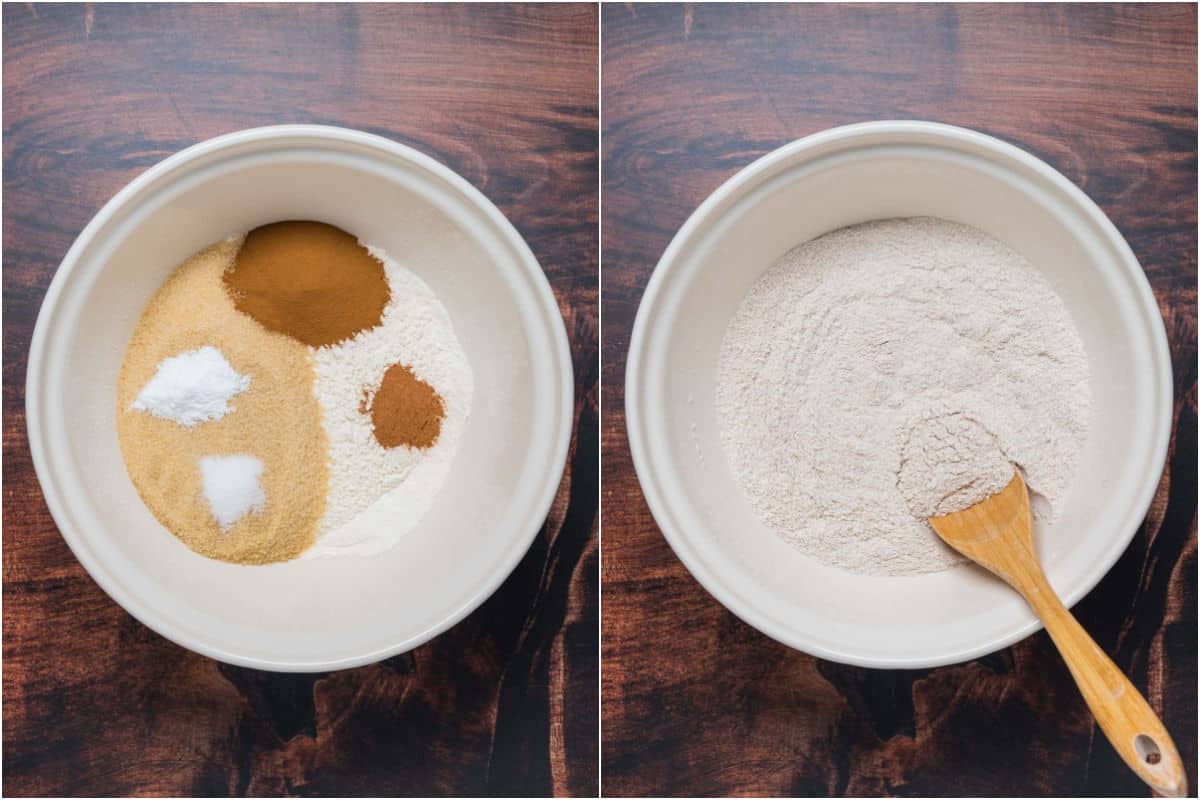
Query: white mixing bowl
[
  {"left": 26, "top": 125, "right": 573, "bottom": 671},
  {"left": 626, "top": 120, "right": 1171, "bottom": 668}
]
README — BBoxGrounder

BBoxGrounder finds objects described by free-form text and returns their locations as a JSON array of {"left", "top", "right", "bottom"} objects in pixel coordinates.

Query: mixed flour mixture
[{"left": 716, "top": 218, "right": 1091, "bottom": 576}]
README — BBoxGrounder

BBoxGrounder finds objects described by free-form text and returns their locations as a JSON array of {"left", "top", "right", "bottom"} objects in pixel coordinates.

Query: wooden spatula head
[{"left": 928, "top": 469, "right": 1032, "bottom": 583}]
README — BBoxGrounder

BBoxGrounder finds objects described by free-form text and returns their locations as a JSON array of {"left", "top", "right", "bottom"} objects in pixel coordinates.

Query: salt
[
  {"left": 131, "top": 346, "right": 250, "bottom": 427},
  {"left": 198, "top": 454, "right": 266, "bottom": 531}
]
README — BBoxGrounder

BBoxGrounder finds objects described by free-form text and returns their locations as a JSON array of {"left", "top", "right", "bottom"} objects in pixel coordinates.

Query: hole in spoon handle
[{"left": 1134, "top": 733, "right": 1161, "bottom": 765}]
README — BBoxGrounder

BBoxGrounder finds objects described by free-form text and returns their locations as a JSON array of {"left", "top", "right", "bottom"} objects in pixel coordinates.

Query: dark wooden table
[
  {"left": 602, "top": 4, "right": 1196, "bottom": 796},
  {"left": 3, "top": 4, "right": 597, "bottom": 796}
]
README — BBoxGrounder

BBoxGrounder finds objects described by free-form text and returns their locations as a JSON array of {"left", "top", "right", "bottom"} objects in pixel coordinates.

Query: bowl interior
[
  {"left": 631, "top": 128, "right": 1169, "bottom": 667},
  {"left": 31, "top": 132, "right": 569, "bottom": 669}
]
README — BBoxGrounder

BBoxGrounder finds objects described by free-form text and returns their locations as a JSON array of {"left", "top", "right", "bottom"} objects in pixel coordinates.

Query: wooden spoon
[{"left": 929, "top": 470, "right": 1186, "bottom": 797}]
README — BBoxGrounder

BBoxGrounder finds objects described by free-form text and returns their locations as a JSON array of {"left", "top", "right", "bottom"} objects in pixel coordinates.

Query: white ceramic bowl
[
  {"left": 27, "top": 125, "right": 573, "bottom": 671},
  {"left": 626, "top": 121, "right": 1171, "bottom": 669}
]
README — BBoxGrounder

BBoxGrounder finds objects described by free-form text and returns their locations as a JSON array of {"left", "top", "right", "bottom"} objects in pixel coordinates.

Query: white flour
[
  {"left": 306, "top": 245, "right": 473, "bottom": 557},
  {"left": 716, "top": 218, "right": 1091, "bottom": 576}
]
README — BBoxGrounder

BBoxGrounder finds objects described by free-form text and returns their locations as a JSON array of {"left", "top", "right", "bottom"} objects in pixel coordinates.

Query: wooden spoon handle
[{"left": 1019, "top": 568, "right": 1186, "bottom": 797}]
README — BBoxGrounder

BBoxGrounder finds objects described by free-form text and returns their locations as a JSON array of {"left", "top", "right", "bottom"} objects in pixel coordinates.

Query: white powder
[
  {"left": 131, "top": 345, "right": 249, "bottom": 427},
  {"left": 198, "top": 454, "right": 266, "bottom": 531},
  {"left": 305, "top": 244, "right": 473, "bottom": 557},
  {"left": 716, "top": 218, "right": 1091, "bottom": 577},
  {"left": 896, "top": 406, "right": 1015, "bottom": 519}
]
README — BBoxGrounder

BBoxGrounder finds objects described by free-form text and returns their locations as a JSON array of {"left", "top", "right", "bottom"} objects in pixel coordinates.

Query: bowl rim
[
  {"left": 25, "top": 124, "right": 574, "bottom": 671},
  {"left": 625, "top": 119, "right": 1173, "bottom": 669}
]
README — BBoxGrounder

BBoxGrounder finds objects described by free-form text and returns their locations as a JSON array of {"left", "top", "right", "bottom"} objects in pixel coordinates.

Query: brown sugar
[
  {"left": 223, "top": 220, "right": 390, "bottom": 347},
  {"left": 361, "top": 363, "right": 445, "bottom": 449},
  {"left": 117, "top": 238, "right": 327, "bottom": 564}
]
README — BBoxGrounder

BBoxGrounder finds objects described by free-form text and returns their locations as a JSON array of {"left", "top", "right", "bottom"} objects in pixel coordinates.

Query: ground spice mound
[
  {"left": 361, "top": 362, "right": 445, "bottom": 449},
  {"left": 223, "top": 220, "right": 390, "bottom": 347},
  {"left": 117, "top": 238, "right": 328, "bottom": 564}
]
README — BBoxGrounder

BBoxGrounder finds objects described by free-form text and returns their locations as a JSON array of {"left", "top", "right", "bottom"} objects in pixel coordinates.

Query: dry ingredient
[
  {"left": 896, "top": 406, "right": 1015, "bottom": 519},
  {"left": 117, "top": 238, "right": 327, "bottom": 564},
  {"left": 131, "top": 345, "right": 250, "bottom": 427},
  {"left": 307, "top": 245, "right": 472, "bottom": 558},
  {"left": 361, "top": 363, "right": 445, "bottom": 449},
  {"left": 716, "top": 218, "right": 1091, "bottom": 577},
  {"left": 223, "top": 221, "right": 391, "bottom": 347},
  {"left": 199, "top": 454, "right": 267, "bottom": 530},
  {"left": 117, "top": 222, "right": 471, "bottom": 565}
]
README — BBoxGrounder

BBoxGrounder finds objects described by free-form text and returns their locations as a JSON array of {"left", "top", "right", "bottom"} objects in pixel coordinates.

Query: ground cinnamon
[
  {"left": 361, "top": 362, "right": 445, "bottom": 449},
  {"left": 223, "top": 221, "right": 390, "bottom": 347}
]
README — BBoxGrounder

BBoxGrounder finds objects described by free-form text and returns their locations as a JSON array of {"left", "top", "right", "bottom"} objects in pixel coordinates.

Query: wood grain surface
[
  {"left": 3, "top": 4, "right": 597, "bottom": 797},
  {"left": 601, "top": 4, "right": 1197, "bottom": 797}
]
